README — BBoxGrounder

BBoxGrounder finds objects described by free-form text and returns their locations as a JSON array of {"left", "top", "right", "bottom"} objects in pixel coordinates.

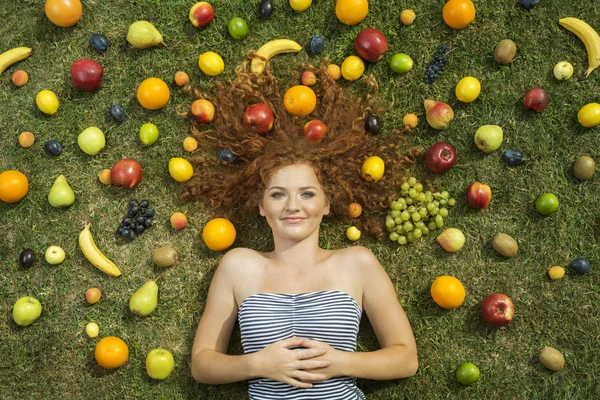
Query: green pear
[
  {"left": 48, "top": 175, "right": 75, "bottom": 208},
  {"left": 127, "top": 21, "right": 164, "bottom": 49},
  {"left": 129, "top": 280, "right": 158, "bottom": 317}
]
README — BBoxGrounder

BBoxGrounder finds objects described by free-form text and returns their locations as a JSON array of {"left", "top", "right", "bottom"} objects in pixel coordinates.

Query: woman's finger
[
  {"left": 280, "top": 336, "right": 305, "bottom": 348},
  {"left": 295, "top": 347, "right": 326, "bottom": 360},
  {"left": 292, "top": 370, "right": 327, "bottom": 383},
  {"left": 299, "top": 359, "right": 331, "bottom": 370},
  {"left": 287, "top": 377, "right": 314, "bottom": 389}
]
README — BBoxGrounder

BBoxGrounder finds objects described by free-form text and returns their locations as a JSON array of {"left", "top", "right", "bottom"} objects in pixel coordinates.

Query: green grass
[{"left": 1, "top": 0, "right": 600, "bottom": 398}]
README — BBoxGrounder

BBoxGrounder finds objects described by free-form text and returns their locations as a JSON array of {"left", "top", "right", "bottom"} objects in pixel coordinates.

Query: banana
[
  {"left": 559, "top": 17, "right": 600, "bottom": 78},
  {"left": 0, "top": 47, "right": 32, "bottom": 75},
  {"left": 79, "top": 223, "right": 122, "bottom": 277},
  {"left": 251, "top": 39, "right": 302, "bottom": 74}
]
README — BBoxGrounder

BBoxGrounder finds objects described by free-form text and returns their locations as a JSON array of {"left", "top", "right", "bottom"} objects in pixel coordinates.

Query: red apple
[
  {"left": 71, "top": 59, "right": 103, "bottom": 92},
  {"left": 303, "top": 120, "right": 327, "bottom": 143},
  {"left": 481, "top": 293, "right": 515, "bottom": 326},
  {"left": 242, "top": 103, "right": 274, "bottom": 134},
  {"left": 111, "top": 158, "right": 143, "bottom": 189},
  {"left": 189, "top": 2, "right": 214, "bottom": 28},
  {"left": 523, "top": 87, "right": 548, "bottom": 112},
  {"left": 466, "top": 182, "right": 492, "bottom": 209},
  {"left": 425, "top": 142, "right": 456, "bottom": 173},
  {"left": 354, "top": 27, "right": 388, "bottom": 63},
  {"left": 190, "top": 99, "right": 215, "bottom": 124}
]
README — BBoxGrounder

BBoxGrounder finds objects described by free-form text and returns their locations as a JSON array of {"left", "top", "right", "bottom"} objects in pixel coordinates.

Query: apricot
[
  {"left": 326, "top": 64, "right": 341, "bottom": 80},
  {"left": 170, "top": 212, "right": 188, "bottom": 230},
  {"left": 403, "top": 113, "right": 418, "bottom": 129},
  {"left": 98, "top": 169, "right": 112, "bottom": 185},
  {"left": 183, "top": 136, "right": 198, "bottom": 152},
  {"left": 174, "top": 71, "right": 189, "bottom": 87},
  {"left": 85, "top": 288, "right": 101, "bottom": 304},
  {"left": 348, "top": 203, "right": 363, "bottom": 218},
  {"left": 12, "top": 70, "right": 29, "bottom": 87},
  {"left": 18, "top": 132, "right": 35, "bottom": 148}
]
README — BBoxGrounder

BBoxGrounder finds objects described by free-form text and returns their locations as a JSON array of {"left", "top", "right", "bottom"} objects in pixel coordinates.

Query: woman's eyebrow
[{"left": 268, "top": 186, "right": 318, "bottom": 191}]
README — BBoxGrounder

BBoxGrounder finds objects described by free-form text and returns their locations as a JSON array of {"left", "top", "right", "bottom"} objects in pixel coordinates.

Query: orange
[
  {"left": 443, "top": 0, "right": 475, "bottom": 30},
  {"left": 0, "top": 170, "right": 29, "bottom": 203},
  {"left": 202, "top": 218, "right": 236, "bottom": 251},
  {"left": 94, "top": 336, "right": 129, "bottom": 369},
  {"left": 45, "top": 0, "right": 82, "bottom": 27},
  {"left": 335, "top": 0, "right": 369, "bottom": 25},
  {"left": 137, "top": 78, "right": 170, "bottom": 110},
  {"left": 283, "top": 85, "right": 316, "bottom": 116},
  {"left": 430, "top": 276, "right": 466, "bottom": 309}
]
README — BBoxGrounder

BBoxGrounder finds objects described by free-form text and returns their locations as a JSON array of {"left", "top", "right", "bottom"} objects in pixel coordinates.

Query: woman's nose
[{"left": 285, "top": 195, "right": 300, "bottom": 211}]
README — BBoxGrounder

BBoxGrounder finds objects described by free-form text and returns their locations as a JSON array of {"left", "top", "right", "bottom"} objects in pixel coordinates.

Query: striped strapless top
[{"left": 238, "top": 290, "right": 365, "bottom": 400}]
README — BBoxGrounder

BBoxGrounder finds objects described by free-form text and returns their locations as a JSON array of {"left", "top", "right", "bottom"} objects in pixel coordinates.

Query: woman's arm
[
  {"left": 191, "top": 249, "right": 331, "bottom": 387},
  {"left": 304, "top": 246, "right": 418, "bottom": 380}
]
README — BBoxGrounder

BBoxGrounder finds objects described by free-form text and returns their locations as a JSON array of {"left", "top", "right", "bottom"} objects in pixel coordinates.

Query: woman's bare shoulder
[{"left": 218, "top": 247, "right": 265, "bottom": 271}]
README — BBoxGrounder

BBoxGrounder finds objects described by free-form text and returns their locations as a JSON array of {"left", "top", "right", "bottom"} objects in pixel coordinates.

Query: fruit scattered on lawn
[
  {"left": 36, "top": 89, "right": 59, "bottom": 115},
  {"left": 348, "top": 203, "right": 363, "bottom": 218},
  {"left": 99, "top": 169, "right": 112, "bottom": 185},
  {"left": 326, "top": 64, "right": 341, "bottom": 80},
  {"left": 341, "top": 55, "right": 365, "bottom": 81},
  {"left": 168, "top": 158, "right": 194, "bottom": 182},
  {"left": 289, "top": 0, "right": 312, "bottom": 12},
  {"left": 493, "top": 39, "right": 516, "bottom": 64},
  {"left": 137, "top": 78, "right": 170, "bottom": 110},
  {"left": 110, "top": 104, "right": 126, "bottom": 122},
  {"left": 346, "top": 226, "right": 361, "bottom": 241},
  {"left": 198, "top": 52, "right": 224, "bottom": 76},
  {"left": 569, "top": 257, "right": 590, "bottom": 274},
  {"left": 430, "top": 276, "right": 466, "bottom": 309},
  {"left": 442, "top": 0, "right": 476, "bottom": 30},
  {"left": 539, "top": 347, "right": 564, "bottom": 371},
  {"left": 152, "top": 247, "right": 178, "bottom": 268},
  {"left": 548, "top": 266, "right": 565, "bottom": 280},
  {"left": 283, "top": 85, "right": 317, "bottom": 116},
  {"left": 503, "top": 149, "right": 525, "bottom": 166},
  {"left": 492, "top": 233, "right": 518, "bottom": 257},
  {"left": 12, "top": 70, "right": 28, "bottom": 86},
  {"left": 309, "top": 35, "right": 325, "bottom": 54},
  {"left": 90, "top": 34, "right": 109, "bottom": 51},
  {"left": 437, "top": 228, "right": 465, "bottom": 252},
  {"left": 259, "top": 0, "right": 274, "bottom": 19},
  {"left": 0, "top": 170, "right": 29, "bottom": 203},
  {"left": 424, "top": 99, "right": 454, "bottom": 129},
  {"left": 116, "top": 199, "right": 154, "bottom": 241},
  {"left": 202, "top": 218, "right": 237, "bottom": 251},
  {"left": 95, "top": 336, "right": 129, "bottom": 369},
  {"left": 174, "top": 71, "right": 189, "bottom": 87},
  {"left": 301, "top": 71, "right": 317, "bottom": 86},
  {"left": 577, "top": 103, "right": 600, "bottom": 128},
  {"left": 19, "top": 249, "right": 35, "bottom": 268},
  {"left": 361, "top": 156, "right": 385, "bottom": 181},
  {"left": 386, "top": 177, "right": 456, "bottom": 245},
  {"left": 139, "top": 123, "right": 159, "bottom": 146},
  {"left": 553, "top": 61, "right": 573, "bottom": 80},
  {"left": 85, "top": 288, "right": 101, "bottom": 304},
  {"left": 18, "top": 132, "right": 35, "bottom": 148},
  {"left": 455, "top": 76, "right": 481, "bottom": 103},
  {"left": 335, "top": 0, "right": 369, "bottom": 25},
  {"left": 85, "top": 322, "right": 100, "bottom": 338},
  {"left": 44, "top": 140, "right": 63, "bottom": 156},
  {"left": 45, "top": 0, "right": 82, "bottom": 27},
  {"left": 228, "top": 17, "right": 249, "bottom": 40},
  {"left": 456, "top": 362, "right": 480, "bottom": 385},
  {"left": 402, "top": 113, "right": 418, "bottom": 129},
  {"left": 364, "top": 114, "right": 381, "bottom": 134},
  {"left": 400, "top": 10, "right": 416, "bottom": 25},
  {"left": 45, "top": 245, "right": 66, "bottom": 265},
  {"left": 389, "top": 53, "right": 413, "bottom": 74},
  {"left": 572, "top": 156, "right": 595, "bottom": 180},
  {"left": 535, "top": 193, "right": 559, "bottom": 216}
]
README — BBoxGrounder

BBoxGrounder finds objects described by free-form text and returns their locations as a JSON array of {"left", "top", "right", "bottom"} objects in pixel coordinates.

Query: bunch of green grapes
[{"left": 385, "top": 176, "right": 456, "bottom": 245}]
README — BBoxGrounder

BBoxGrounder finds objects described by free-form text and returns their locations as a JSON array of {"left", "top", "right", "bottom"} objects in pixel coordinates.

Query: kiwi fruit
[
  {"left": 494, "top": 39, "right": 517, "bottom": 65},
  {"left": 573, "top": 156, "right": 595, "bottom": 180},
  {"left": 539, "top": 347, "right": 565, "bottom": 371},
  {"left": 152, "top": 246, "right": 178, "bottom": 267},
  {"left": 492, "top": 233, "right": 518, "bottom": 257}
]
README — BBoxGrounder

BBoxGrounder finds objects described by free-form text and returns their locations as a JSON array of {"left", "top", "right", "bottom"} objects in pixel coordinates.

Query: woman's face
[{"left": 259, "top": 164, "right": 330, "bottom": 242}]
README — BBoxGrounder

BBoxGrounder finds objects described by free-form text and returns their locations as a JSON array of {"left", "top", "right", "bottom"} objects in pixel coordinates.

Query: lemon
[
  {"left": 198, "top": 52, "right": 224, "bottom": 76},
  {"left": 361, "top": 156, "right": 385, "bottom": 181},
  {"left": 341, "top": 55, "right": 365, "bottom": 82},
  {"left": 36, "top": 90, "right": 59, "bottom": 115},
  {"left": 455, "top": 76, "right": 481, "bottom": 103},
  {"left": 290, "top": 0, "right": 312, "bottom": 12},
  {"left": 346, "top": 226, "right": 361, "bottom": 241},
  {"left": 548, "top": 266, "right": 565, "bottom": 280},
  {"left": 168, "top": 158, "right": 194, "bottom": 182},
  {"left": 577, "top": 103, "right": 600, "bottom": 128}
]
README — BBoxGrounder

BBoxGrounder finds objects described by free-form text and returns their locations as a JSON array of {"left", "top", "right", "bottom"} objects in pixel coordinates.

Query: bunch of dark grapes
[
  {"left": 117, "top": 199, "right": 154, "bottom": 241},
  {"left": 424, "top": 45, "right": 450, "bottom": 84}
]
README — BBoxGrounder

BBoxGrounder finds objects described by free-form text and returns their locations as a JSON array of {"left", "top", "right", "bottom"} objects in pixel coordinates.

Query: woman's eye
[
  {"left": 302, "top": 192, "right": 315, "bottom": 198},
  {"left": 271, "top": 192, "right": 284, "bottom": 199}
]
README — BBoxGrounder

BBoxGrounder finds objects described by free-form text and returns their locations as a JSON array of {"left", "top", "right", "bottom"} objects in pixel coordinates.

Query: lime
[
  {"left": 228, "top": 17, "right": 249, "bottom": 40},
  {"left": 535, "top": 193, "right": 559, "bottom": 216},
  {"left": 341, "top": 55, "right": 365, "bottom": 81},
  {"left": 36, "top": 90, "right": 59, "bottom": 115},
  {"left": 455, "top": 76, "right": 481, "bottom": 103},
  {"left": 198, "top": 52, "right": 224, "bottom": 76},
  {"left": 139, "top": 123, "right": 159, "bottom": 146},
  {"left": 389, "top": 53, "right": 413, "bottom": 73},
  {"left": 456, "top": 363, "right": 480, "bottom": 385}
]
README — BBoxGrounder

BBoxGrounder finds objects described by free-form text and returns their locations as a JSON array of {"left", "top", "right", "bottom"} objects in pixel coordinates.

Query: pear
[
  {"left": 48, "top": 175, "right": 75, "bottom": 208},
  {"left": 127, "top": 21, "right": 165, "bottom": 49},
  {"left": 129, "top": 280, "right": 158, "bottom": 317}
]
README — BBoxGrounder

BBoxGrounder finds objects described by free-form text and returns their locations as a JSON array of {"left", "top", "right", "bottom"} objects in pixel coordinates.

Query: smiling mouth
[{"left": 281, "top": 218, "right": 305, "bottom": 224}]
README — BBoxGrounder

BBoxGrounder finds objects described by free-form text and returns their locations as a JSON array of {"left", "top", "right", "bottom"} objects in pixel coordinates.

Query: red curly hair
[{"left": 180, "top": 59, "right": 421, "bottom": 239}]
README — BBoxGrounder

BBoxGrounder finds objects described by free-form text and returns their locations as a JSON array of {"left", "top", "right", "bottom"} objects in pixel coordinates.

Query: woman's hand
[
  {"left": 298, "top": 338, "right": 348, "bottom": 380},
  {"left": 253, "top": 336, "right": 331, "bottom": 388}
]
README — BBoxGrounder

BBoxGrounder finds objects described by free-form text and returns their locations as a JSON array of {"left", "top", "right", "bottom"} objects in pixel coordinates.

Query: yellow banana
[
  {"left": 0, "top": 47, "right": 32, "bottom": 75},
  {"left": 79, "top": 223, "right": 122, "bottom": 277},
  {"left": 251, "top": 39, "right": 302, "bottom": 74},
  {"left": 559, "top": 17, "right": 600, "bottom": 78}
]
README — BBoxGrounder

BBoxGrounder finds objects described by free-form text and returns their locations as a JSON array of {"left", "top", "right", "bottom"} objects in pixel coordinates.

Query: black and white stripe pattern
[{"left": 238, "top": 290, "right": 365, "bottom": 399}]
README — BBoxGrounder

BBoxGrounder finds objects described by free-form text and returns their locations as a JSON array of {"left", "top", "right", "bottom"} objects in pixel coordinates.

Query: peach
[
  {"left": 183, "top": 136, "right": 198, "bottom": 152},
  {"left": 326, "top": 64, "right": 341, "bottom": 80},
  {"left": 170, "top": 212, "right": 188, "bottom": 230},
  {"left": 98, "top": 169, "right": 112, "bottom": 185},
  {"left": 12, "top": 70, "right": 29, "bottom": 87},
  {"left": 190, "top": 99, "right": 215, "bottom": 124},
  {"left": 301, "top": 71, "right": 317, "bottom": 86},
  {"left": 348, "top": 203, "right": 362, "bottom": 218},
  {"left": 174, "top": 71, "right": 189, "bottom": 87},
  {"left": 18, "top": 131, "right": 35, "bottom": 148},
  {"left": 85, "top": 287, "right": 101, "bottom": 304}
]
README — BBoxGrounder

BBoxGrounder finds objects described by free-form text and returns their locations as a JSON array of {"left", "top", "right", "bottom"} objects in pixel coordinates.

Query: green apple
[
  {"left": 139, "top": 123, "right": 159, "bottom": 146},
  {"left": 78, "top": 127, "right": 105, "bottom": 155},
  {"left": 12, "top": 296, "right": 42, "bottom": 326},
  {"left": 45, "top": 245, "right": 65, "bottom": 265},
  {"left": 553, "top": 61, "right": 573, "bottom": 80},
  {"left": 389, "top": 53, "right": 413, "bottom": 73},
  {"left": 474, "top": 125, "right": 503, "bottom": 152},
  {"left": 146, "top": 348, "right": 175, "bottom": 380}
]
